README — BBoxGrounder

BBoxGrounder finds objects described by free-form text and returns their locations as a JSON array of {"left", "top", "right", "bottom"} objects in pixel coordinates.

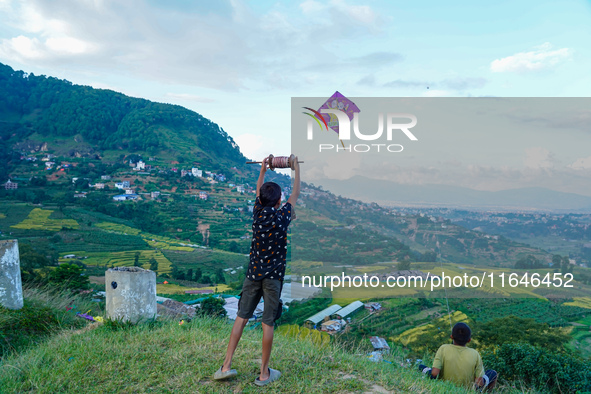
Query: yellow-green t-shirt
[{"left": 432, "top": 344, "right": 485, "bottom": 387}]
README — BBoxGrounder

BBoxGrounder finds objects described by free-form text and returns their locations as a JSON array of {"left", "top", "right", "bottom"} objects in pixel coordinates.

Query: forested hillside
[{"left": 0, "top": 62, "right": 244, "bottom": 180}]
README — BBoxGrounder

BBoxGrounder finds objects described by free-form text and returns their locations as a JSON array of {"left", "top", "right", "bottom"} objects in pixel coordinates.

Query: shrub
[{"left": 482, "top": 343, "right": 591, "bottom": 393}]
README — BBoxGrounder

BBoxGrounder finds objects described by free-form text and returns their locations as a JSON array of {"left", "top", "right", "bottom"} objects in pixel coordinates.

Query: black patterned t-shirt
[{"left": 246, "top": 196, "right": 292, "bottom": 281}]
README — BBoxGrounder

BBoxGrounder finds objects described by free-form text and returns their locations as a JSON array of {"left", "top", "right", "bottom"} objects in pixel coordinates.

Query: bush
[
  {"left": 482, "top": 343, "right": 591, "bottom": 393},
  {"left": 198, "top": 296, "right": 227, "bottom": 318},
  {"left": 48, "top": 263, "right": 90, "bottom": 290}
]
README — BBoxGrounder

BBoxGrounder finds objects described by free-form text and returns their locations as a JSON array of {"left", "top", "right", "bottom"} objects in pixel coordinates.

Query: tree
[
  {"left": 474, "top": 316, "right": 570, "bottom": 352},
  {"left": 422, "top": 251, "right": 437, "bottom": 262},
  {"left": 133, "top": 252, "right": 140, "bottom": 267},
  {"left": 149, "top": 257, "right": 158, "bottom": 272},
  {"left": 397, "top": 260, "right": 411, "bottom": 271},
  {"left": 199, "top": 296, "right": 227, "bottom": 318},
  {"left": 48, "top": 263, "right": 90, "bottom": 290},
  {"left": 515, "top": 254, "right": 543, "bottom": 269},
  {"left": 193, "top": 267, "right": 202, "bottom": 282},
  {"left": 215, "top": 268, "right": 226, "bottom": 284},
  {"left": 187, "top": 268, "right": 193, "bottom": 282}
]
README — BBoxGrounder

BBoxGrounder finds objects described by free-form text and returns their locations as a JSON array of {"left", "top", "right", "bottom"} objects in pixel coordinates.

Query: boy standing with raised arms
[{"left": 214, "top": 156, "right": 300, "bottom": 386}]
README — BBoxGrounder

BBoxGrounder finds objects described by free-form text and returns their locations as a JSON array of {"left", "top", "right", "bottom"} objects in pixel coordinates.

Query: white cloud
[
  {"left": 490, "top": 43, "right": 570, "bottom": 73},
  {"left": 569, "top": 156, "right": 591, "bottom": 170},
  {"left": 0, "top": 0, "right": 385, "bottom": 91},
  {"left": 164, "top": 93, "right": 215, "bottom": 103},
  {"left": 524, "top": 147, "right": 555, "bottom": 169}
]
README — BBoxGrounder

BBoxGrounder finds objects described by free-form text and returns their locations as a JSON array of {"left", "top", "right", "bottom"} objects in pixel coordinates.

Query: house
[
  {"left": 321, "top": 319, "right": 346, "bottom": 333},
  {"left": 151, "top": 191, "right": 161, "bottom": 199},
  {"left": 135, "top": 160, "right": 145, "bottom": 170},
  {"left": 306, "top": 304, "right": 342, "bottom": 326},
  {"left": 181, "top": 169, "right": 189, "bottom": 177},
  {"left": 101, "top": 175, "right": 111, "bottom": 180},
  {"left": 64, "top": 254, "right": 76, "bottom": 259},
  {"left": 199, "top": 191, "right": 208, "bottom": 200},
  {"left": 4, "top": 179, "right": 18, "bottom": 190},
  {"left": 334, "top": 300, "right": 364, "bottom": 320},
  {"left": 93, "top": 183, "right": 105, "bottom": 189},
  {"left": 125, "top": 189, "right": 135, "bottom": 194},
  {"left": 365, "top": 302, "right": 382, "bottom": 312},
  {"left": 113, "top": 194, "right": 139, "bottom": 201},
  {"left": 74, "top": 193, "right": 87, "bottom": 198},
  {"left": 369, "top": 336, "right": 390, "bottom": 353},
  {"left": 115, "top": 181, "right": 130, "bottom": 189},
  {"left": 192, "top": 168, "right": 203, "bottom": 177},
  {"left": 236, "top": 185, "right": 245, "bottom": 193}
]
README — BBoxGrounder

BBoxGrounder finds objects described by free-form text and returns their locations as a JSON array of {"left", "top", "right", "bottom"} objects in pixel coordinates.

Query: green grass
[
  {"left": 0, "top": 315, "right": 524, "bottom": 393},
  {"left": 0, "top": 286, "right": 102, "bottom": 359}
]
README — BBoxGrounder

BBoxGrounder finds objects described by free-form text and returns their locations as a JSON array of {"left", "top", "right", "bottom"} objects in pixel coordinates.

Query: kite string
[{"left": 268, "top": 155, "right": 293, "bottom": 170}]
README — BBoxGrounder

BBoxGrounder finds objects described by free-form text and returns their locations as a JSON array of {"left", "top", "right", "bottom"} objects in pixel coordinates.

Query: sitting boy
[
  {"left": 419, "top": 322, "right": 498, "bottom": 391},
  {"left": 214, "top": 156, "right": 300, "bottom": 386}
]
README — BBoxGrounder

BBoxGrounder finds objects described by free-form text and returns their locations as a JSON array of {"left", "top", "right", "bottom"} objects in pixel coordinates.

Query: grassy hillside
[{"left": 1, "top": 315, "right": 516, "bottom": 394}]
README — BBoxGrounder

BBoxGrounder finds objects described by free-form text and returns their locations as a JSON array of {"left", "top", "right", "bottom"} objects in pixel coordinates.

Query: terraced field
[{"left": 11, "top": 208, "right": 79, "bottom": 231}]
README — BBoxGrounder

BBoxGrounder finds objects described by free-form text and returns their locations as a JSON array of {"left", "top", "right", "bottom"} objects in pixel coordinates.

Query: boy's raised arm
[
  {"left": 287, "top": 156, "right": 300, "bottom": 206},
  {"left": 256, "top": 157, "right": 268, "bottom": 198}
]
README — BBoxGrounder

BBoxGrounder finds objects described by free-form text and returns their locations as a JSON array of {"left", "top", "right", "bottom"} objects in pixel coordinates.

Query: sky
[{"left": 1, "top": 0, "right": 591, "bottom": 195}]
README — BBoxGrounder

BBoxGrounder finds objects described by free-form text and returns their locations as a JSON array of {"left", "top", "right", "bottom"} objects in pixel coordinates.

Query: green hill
[{"left": 0, "top": 62, "right": 245, "bottom": 178}]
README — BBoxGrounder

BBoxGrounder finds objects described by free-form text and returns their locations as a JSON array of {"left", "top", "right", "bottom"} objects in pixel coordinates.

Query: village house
[
  {"left": 320, "top": 319, "right": 346, "bottom": 333},
  {"left": 199, "top": 191, "right": 208, "bottom": 200},
  {"left": 236, "top": 185, "right": 245, "bottom": 193},
  {"left": 364, "top": 302, "right": 382, "bottom": 313},
  {"left": 3, "top": 179, "right": 18, "bottom": 190},
  {"left": 113, "top": 194, "right": 139, "bottom": 201},
  {"left": 115, "top": 181, "right": 130, "bottom": 189},
  {"left": 192, "top": 168, "right": 202, "bottom": 177},
  {"left": 101, "top": 175, "right": 111, "bottom": 180},
  {"left": 92, "top": 183, "right": 105, "bottom": 189}
]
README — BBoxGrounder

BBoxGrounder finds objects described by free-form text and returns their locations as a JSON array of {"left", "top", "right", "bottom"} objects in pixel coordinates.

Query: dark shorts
[{"left": 237, "top": 278, "right": 282, "bottom": 327}]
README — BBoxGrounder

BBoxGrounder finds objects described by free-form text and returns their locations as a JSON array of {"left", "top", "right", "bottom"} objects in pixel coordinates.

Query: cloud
[
  {"left": 523, "top": 147, "right": 555, "bottom": 169},
  {"left": 356, "top": 74, "right": 376, "bottom": 86},
  {"left": 383, "top": 79, "right": 430, "bottom": 89},
  {"left": 569, "top": 156, "right": 591, "bottom": 170},
  {"left": 490, "top": 43, "right": 570, "bottom": 73},
  {"left": 0, "top": 0, "right": 388, "bottom": 91},
  {"left": 164, "top": 93, "right": 215, "bottom": 103}
]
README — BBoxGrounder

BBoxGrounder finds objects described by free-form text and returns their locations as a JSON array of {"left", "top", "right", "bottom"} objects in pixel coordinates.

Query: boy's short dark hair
[
  {"left": 452, "top": 322, "right": 471, "bottom": 346},
  {"left": 260, "top": 182, "right": 281, "bottom": 207}
]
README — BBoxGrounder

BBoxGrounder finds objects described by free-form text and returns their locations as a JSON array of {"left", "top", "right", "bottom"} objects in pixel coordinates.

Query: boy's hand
[
  {"left": 261, "top": 157, "right": 268, "bottom": 173},
  {"left": 292, "top": 156, "right": 300, "bottom": 172}
]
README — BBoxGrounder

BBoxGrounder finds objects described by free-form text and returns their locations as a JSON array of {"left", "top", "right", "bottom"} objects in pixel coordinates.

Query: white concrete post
[
  {"left": 0, "top": 239, "right": 24, "bottom": 310},
  {"left": 105, "top": 267, "right": 157, "bottom": 323}
]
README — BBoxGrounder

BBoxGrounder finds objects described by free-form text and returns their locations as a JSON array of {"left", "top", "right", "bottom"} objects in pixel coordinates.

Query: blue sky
[{"left": 1, "top": 0, "right": 590, "bottom": 194}]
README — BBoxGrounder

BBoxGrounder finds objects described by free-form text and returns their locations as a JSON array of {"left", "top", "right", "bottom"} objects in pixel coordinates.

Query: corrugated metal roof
[
  {"left": 306, "top": 304, "right": 342, "bottom": 324},
  {"left": 336, "top": 300, "right": 364, "bottom": 318}
]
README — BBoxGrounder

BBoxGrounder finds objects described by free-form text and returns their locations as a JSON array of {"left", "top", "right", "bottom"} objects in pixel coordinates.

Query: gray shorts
[{"left": 237, "top": 278, "right": 282, "bottom": 326}]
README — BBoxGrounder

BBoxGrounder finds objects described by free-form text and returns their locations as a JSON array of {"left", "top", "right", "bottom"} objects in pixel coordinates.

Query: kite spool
[{"left": 246, "top": 154, "right": 303, "bottom": 171}]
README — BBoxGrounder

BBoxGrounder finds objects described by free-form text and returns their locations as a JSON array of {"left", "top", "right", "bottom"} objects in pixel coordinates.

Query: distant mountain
[{"left": 316, "top": 175, "right": 591, "bottom": 212}]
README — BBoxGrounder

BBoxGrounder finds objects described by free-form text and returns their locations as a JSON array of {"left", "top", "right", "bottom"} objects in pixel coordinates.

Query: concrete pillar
[
  {"left": 105, "top": 267, "right": 156, "bottom": 323},
  {"left": 0, "top": 239, "right": 24, "bottom": 310}
]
